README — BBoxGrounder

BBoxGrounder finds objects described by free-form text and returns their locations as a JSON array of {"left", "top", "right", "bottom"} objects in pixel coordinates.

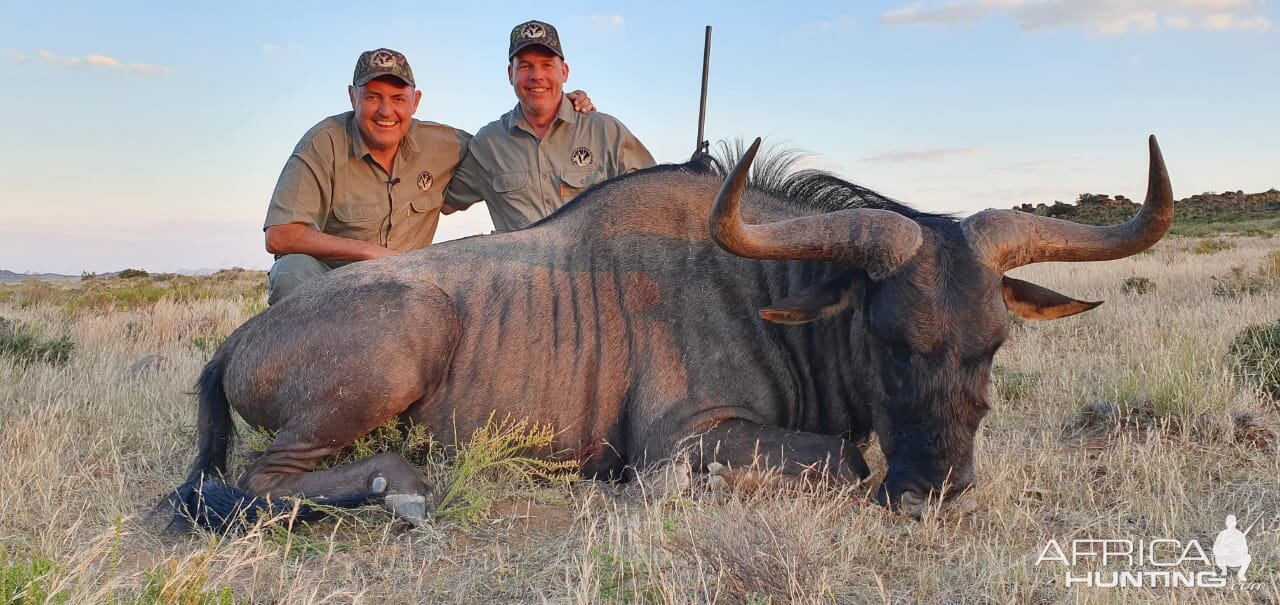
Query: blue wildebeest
[{"left": 168, "top": 136, "right": 1172, "bottom": 528}]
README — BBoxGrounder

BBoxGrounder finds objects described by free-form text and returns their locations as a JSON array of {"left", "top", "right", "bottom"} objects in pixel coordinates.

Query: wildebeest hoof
[
  {"left": 384, "top": 493, "right": 431, "bottom": 525},
  {"left": 370, "top": 476, "right": 387, "bottom": 494},
  {"left": 897, "top": 492, "right": 929, "bottom": 518}
]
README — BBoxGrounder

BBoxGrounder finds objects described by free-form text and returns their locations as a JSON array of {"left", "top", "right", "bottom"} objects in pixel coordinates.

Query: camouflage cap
[
  {"left": 508, "top": 20, "right": 563, "bottom": 60},
  {"left": 352, "top": 48, "right": 415, "bottom": 88}
]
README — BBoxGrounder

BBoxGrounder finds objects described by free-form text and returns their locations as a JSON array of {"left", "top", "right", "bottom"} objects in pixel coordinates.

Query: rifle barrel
[{"left": 695, "top": 26, "right": 712, "bottom": 155}]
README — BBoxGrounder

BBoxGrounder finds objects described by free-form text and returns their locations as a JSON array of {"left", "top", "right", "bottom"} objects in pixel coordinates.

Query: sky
[{"left": 1, "top": 1, "right": 1276, "bottom": 274}]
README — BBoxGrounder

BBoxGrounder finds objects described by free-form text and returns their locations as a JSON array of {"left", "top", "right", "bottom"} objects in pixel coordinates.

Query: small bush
[
  {"left": 1229, "top": 322, "right": 1280, "bottom": 402},
  {"left": 0, "top": 551, "right": 67, "bottom": 604},
  {"left": 1192, "top": 238, "right": 1235, "bottom": 255},
  {"left": 435, "top": 415, "right": 578, "bottom": 524},
  {"left": 116, "top": 268, "right": 150, "bottom": 279},
  {"left": 0, "top": 317, "right": 74, "bottom": 366},
  {"left": 1212, "top": 266, "right": 1273, "bottom": 299},
  {"left": 1043, "top": 201, "right": 1074, "bottom": 218},
  {"left": 1121, "top": 276, "right": 1156, "bottom": 295}
]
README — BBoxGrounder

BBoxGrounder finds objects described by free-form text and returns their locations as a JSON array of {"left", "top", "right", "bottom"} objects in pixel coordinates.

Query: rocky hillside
[{"left": 1014, "top": 189, "right": 1280, "bottom": 226}]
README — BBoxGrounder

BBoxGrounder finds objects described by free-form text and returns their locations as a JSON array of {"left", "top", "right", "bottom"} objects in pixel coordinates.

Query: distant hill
[
  {"left": 0, "top": 270, "right": 81, "bottom": 285},
  {"left": 1, "top": 268, "right": 231, "bottom": 285},
  {"left": 1013, "top": 188, "right": 1280, "bottom": 227}
]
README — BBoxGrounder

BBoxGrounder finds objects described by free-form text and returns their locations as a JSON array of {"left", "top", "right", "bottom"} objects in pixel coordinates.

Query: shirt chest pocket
[
  {"left": 410, "top": 192, "right": 442, "bottom": 214},
  {"left": 332, "top": 200, "right": 382, "bottom": 224},
  {"left": 492, "top": 172, "right": 529, "bottom": 194},
  {"left": 559, "top": 168, "right": 605, "bottom": 202}
]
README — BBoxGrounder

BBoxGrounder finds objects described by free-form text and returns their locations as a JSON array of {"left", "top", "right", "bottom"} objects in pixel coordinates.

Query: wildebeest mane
[
  {"left": 546, "top": 138, "right": 950, "bottom": 228},
  {"left": 706, "top": 139, "right": 951, "bottom": 220}
]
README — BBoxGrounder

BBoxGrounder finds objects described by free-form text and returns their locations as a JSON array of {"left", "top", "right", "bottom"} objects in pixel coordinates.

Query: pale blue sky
[{"left": 1, "top": 1, "right": 1276, "bottom": 274}]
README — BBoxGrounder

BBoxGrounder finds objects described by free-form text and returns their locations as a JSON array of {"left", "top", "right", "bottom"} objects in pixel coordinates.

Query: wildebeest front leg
[
  {"left": 684, "top": 419, "right": 870, "bottom": 486},
  {"left": 241, "top": 435, "right": 435, "bottom": 523}
]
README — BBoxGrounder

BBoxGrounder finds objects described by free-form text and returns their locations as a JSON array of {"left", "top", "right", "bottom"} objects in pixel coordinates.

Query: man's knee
[{"left": 267, "top": 254, "right": 332, "bottom": 305}]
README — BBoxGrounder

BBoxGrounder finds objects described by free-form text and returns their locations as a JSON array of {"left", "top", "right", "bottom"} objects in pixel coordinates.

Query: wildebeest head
[{"left": 710, "top": 137, "right": 1173, "bottom": 513}]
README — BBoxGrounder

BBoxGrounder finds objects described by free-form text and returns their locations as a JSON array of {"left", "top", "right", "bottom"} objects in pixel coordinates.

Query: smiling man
[
  {"left": 443, "top": 20, "right": 655, "bottom": 232},
  {"left": 262, "top": 48, "right": 468, "bottom": 304},
  {"left": 262, "top": 47, "right": 597, "bottom": 304}
]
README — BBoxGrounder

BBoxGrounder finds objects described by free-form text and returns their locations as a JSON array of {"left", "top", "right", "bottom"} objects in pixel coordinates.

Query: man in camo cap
[
  {"left": 443, "top": 20, "right": 655, "bottom": 231},
  {"left": 263, "top": 47, "right": 596, "bottom": 304}
]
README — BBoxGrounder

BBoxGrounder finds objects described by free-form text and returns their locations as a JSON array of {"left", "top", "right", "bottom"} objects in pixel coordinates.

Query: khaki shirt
[
  {"left": 444, "top": 96, "right": 655, "bottom": 232},
  {"left": 265, "top": 112, "right": 471, "bottom": 252}
]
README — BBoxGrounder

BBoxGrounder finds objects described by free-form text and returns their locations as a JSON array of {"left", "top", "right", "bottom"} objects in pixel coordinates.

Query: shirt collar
[{"left": 507, "top": 94, "right": 576, "bottom": 135}]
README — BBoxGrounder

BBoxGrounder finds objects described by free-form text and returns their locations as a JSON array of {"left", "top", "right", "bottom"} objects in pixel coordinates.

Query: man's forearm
[{"left": 265, "top": 224, "right": 394, "bottom": 261}]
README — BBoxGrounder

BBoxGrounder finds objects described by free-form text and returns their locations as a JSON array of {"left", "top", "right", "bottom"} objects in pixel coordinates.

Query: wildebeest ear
[
  {"left": 1002, "top": 276, "right": 1102, "bottom": 321},
  {"left": 760, "top": 276, "right": 855, "bottom": 325}
]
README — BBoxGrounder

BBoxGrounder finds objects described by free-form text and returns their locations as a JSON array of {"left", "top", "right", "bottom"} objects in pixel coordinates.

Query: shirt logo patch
[
  {"left": 416, "top": 170, "right": 434, "bottom": 191},
  {"left": 570, "top": 147, "right": 594, "bottom": 167},
  {"left": 521, "top": 23, "right": 547, "bottom": 39}
]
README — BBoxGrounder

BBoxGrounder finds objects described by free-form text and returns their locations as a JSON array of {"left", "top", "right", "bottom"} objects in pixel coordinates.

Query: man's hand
[
  {"left": 567, "top": 90, "right": 595, "bottom": 113},
  {"left": 440, "top": 202, "right": 458, "bottom": 215}
]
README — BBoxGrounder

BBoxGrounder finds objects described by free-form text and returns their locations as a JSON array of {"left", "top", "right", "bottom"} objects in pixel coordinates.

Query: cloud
[
  {"left": 880, "top": 0, "right": 1271, "bottom": 34},
  {"left": 19, "top": 50, "right": 173, "bottom": 75},
  {"left": 861, "top": 147, "right": 983, "bottom": 163},
  {"left": 587, "top": 15, "right": 625, "bottom": 30}
]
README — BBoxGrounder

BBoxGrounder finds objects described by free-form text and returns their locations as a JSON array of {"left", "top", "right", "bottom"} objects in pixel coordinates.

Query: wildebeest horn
[
  {"left": 709, "top": 137, "right": 924, "bottom": 279},
  {"left": 961, "top": 136, "right": 1173, "bottom": 273}
]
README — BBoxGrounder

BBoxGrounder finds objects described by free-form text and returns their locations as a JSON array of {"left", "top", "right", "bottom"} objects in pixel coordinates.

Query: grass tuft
[
  {"left": 991, "top": 365, "right": 1039, "bottom": 405},
  {"left": 0, "top": 316, "right": 74, "bottom": 366},
  {"left": 435, "top": 415, "right": 579, "bottom": 524},
  {"left": 1121, "top": 276, "right": 1156, "bottom": 295},
  {"left": 0, "top": 550, "right": 67, "bottom": 604},
  {"left": 1192, "top": 238, "right": 1235, "bottom": 255},
  {"left": 1229, "top": 321, "right": 1280, "bottom": 402}
]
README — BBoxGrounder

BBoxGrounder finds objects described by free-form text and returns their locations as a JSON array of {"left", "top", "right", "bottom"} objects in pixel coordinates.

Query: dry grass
[{"left": 2, "top": 237, "right": 1278, "bottom": 603}]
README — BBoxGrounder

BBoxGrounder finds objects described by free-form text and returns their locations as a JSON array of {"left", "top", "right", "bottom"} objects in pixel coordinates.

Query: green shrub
[
  {"left": 1192, "top": 238, "right": 1235, "bottom": 255},
  {"left": 0, "top": 317, "right": 74, "bottom": 366},
  {"left": 1043, "top": 201, "right": 1074, "bottom": 218},
  {"left": 1230, "top": 322, "right": 1280, "bottom": 401},
  {"left": 1121, "top": 276, "right": 1156, "bottom": 295},
  {"left": 116, "top": 268, "right": 150, "bottom": 279},
  {"left": 0, "top": 551, "right": 67, "bottom": 604}
]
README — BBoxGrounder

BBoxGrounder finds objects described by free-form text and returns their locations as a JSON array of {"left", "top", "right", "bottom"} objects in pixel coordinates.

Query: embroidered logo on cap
[
  {"left": 370, "top": 50, "right": 399, "bottom": 68},
  {"left": 521, "top": 23, "right": 547, "bottom": 39}
]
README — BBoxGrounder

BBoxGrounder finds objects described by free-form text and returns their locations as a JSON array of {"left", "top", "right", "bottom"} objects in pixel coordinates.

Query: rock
[{"left": 127, "top": 354, "right": 168, "bottom": 379}]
